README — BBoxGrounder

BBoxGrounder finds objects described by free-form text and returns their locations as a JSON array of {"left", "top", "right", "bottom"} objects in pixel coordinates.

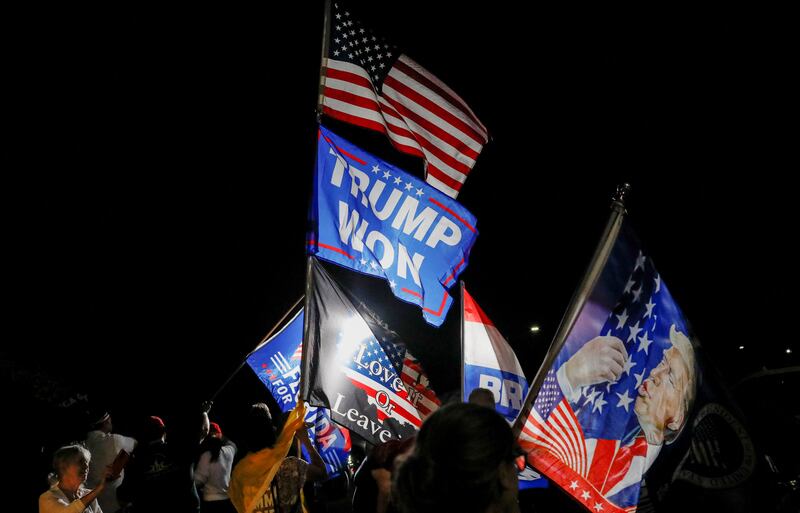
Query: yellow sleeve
[{"left": 38, "top": 491, "right": 87, "bottom": 513}]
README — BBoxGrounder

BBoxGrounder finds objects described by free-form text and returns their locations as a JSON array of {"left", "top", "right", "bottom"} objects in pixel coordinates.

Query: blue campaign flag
[
  {"left": 308, "top": 126, "right": 479, "bottom": 327},
  {"left": 462, "top": 287, "right": 547, "bottom": 489},
  {"left": 246, "top": 308, "right": 351, "bottom": 476},
  {"left": 518, "top": 222, "right": 701, "bottom": 511}
]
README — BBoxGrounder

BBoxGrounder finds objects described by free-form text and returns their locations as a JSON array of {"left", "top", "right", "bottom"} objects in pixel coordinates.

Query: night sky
[{"left": 5, "top": 2, "right": 796, "bottom": 492}]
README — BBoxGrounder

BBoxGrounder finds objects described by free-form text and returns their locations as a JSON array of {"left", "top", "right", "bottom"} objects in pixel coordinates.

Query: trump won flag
[
  {"left": 309, "top": 126, "right": 478, "bottom": 327},
  {"left": 517, "top": 223, "right": 700, "bottom": 513}
]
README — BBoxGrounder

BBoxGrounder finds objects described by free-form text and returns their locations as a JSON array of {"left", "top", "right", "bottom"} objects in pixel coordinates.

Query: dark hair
[
  {"left": 370, "top": 437, "right": 414, "bottom": 469},
  {"left": 198, "top": 436, "right": 224, "bottom": 463},
  {"left": 468, "top": 387, "right": 496, "bottom": 407},
  {"left": 243, "top": 403, "right": 276, "bottom": 452},
  {"left": 393, "top": 403, "right": 516, "bottom": 513}
]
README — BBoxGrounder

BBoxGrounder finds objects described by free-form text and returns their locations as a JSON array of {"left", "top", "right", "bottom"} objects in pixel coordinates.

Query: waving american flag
[{"left": 319, "top": 2, "right": 488, "bottom": 198}]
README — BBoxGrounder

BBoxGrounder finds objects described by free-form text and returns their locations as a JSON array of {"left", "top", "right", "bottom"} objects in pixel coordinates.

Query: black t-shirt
[{"left": 118, "top": 440, "right": 200, "bottom": 513}]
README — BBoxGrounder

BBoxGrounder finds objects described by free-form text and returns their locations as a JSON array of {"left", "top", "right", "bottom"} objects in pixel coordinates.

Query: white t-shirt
[
  {"left": 85, "top": 431, "right": 136, "bottom": 512},
  {"left": 194, "top": 442, "right": 237, "bottom": 502}
]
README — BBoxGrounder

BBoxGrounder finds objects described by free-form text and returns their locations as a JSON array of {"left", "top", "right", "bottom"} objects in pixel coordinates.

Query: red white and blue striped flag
[{"left": 319, "top": 2, "right": 488, "bottom": 198}]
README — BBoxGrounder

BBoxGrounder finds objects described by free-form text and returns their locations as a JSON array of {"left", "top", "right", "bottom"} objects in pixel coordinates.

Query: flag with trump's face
[{"left": 517, "top": 223, "right": 701, "bottom": 513}]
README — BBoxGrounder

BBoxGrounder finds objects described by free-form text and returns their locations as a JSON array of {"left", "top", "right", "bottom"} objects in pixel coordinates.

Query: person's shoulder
[
  {"left": 38, "top": 485, "right": 58, "bottom": 502},
  {"left": 85, "top": 430, "right": 106, "bottom": 442}
]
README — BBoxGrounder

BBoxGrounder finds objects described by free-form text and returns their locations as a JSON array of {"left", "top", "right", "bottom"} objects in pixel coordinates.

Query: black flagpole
[
  {"left": 316, "top": 0, "right": 332, "bottom": 122},
  {"left": 512, "top": 184, "right": 631, "bottom": 436},
  {"left": 460, "top": 280, "right": 466, "bottom": 402},
  {"left": 209, "top": 294, "right": 305, "bottom": 402}
]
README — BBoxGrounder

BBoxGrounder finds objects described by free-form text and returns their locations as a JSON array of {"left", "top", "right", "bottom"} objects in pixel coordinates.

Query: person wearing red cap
[
  {"left": 117, "top": 413, "right": 202, "bottom": 513},
  {"left": 195, "top": 421, "right": 237, "bottom": 513}
]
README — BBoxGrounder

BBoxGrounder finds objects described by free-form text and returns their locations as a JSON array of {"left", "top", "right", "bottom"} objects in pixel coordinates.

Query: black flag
[{"left": 301, "top": 257, "right": 423, "bottom": 445}]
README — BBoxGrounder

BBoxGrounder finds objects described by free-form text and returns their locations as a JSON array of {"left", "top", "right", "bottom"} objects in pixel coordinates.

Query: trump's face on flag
[{"left": 635, "top": 325, "right": 696, "bottom": 445}]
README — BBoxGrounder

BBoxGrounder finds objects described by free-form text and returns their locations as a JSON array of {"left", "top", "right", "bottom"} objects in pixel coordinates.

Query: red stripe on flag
[
  {"left": 321, "top": 107, "right": 425, "bottom": 159},
  {"left": 425, "top": 164, "right": 464, "bottom": 193},
  {"left": 392, "top": 58, "right": 486, "bottom": 135},
  {"left": 323, "top": 85, "right": 382, "bottom": 112},
  {"left": 308, "top": 239, "right": 354, "bottom": 260},
  {"left": 526, "top": 446, "right": 627, "bottom": 513},
  {"left": 390, "top": 60, "right": 487, "bottom": 145},
  {"left": 587, "top": 439, "right": 616, "bottom": 491},
  {"left": 401, "top": 289, "right": 449, "bottom": 317},
  {"left": 428, "top": 197, "right": 476, "bottom": 233},
  {"left": 562, "top": 395, "right": 588, "bottom": 475},
  {"left": 443, "top": 258, "right": 466, "bottom": 286},
  {"left": 382, "top": 78, "right": 482, "bottom": 161},
  {"left": 601, "top": 437, "right": 648, "bottom": 494},
  {"left": 325, "top": 67, "right": 375, "bottom": 91},
  {"left": 319, "top": 134, "right": 368, "bottom": 165},
  {"left": 550, "top": 408, "right": 581, "bottom": 470},
  {"left": 346, "top": 377, "right": 422, "bottom": 428},
  {"left": 461, "top": 287, "right": 494, "bottom": 325},
  {"left": 380, "top": 93, "right": 475, "bottom": 175}
]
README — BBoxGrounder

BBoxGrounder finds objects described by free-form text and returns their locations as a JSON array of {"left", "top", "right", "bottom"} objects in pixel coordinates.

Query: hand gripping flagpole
[
  {"left": 208, "top": 295, "right": 305, "bottom": 402},
  {"left": 316, "top": 0, "right": 332, "bottom": 122},
  {"left": 512, "top": 183, "right": 631, "bottom": 437}
]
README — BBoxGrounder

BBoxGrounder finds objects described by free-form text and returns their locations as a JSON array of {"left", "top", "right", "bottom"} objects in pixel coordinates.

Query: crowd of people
[{"left": 38, "top": 391, "right": 527, "bottom": 513}]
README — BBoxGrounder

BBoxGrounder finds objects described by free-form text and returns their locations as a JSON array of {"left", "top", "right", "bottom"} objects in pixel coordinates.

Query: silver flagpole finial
[{"left": 612, "top": 183, "right": 631, "bottom": 208}]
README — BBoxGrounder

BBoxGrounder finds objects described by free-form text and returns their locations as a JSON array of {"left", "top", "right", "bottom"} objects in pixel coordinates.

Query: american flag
[
  {"left": 320, "top": 2, "right": 488, "bottom": 198},
  {"left": 400, "top": 350, "right": 441, "bottom": 420},
  {"left": 358, "top": 301, "right": 440, "bottom": 421},
  {"left": 519, "top": 225, "right": 697, "bottom": 513}
]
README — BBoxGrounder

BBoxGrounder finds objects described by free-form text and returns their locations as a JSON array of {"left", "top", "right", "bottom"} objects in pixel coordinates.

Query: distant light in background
[
  {"left": 530, "top": 325, "right": 540, "bottom": 333},
  {"left": 739, "top": 345, "right": 744, "bottom": 350},
  {"left": 787, "top": 348, "right": 793, "bottom": 354}
]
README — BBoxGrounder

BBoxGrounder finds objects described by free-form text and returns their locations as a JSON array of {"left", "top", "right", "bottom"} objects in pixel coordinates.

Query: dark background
[{"left": 4, "top": 2, "right": 796, "bottom": 510}]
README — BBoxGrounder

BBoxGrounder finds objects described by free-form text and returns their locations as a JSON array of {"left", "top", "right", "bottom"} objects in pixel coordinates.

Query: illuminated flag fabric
[
  {"left": 309, "top": 126, "right": 478, "bottom": 327},
  {"left": 462, "top": 287, "right": 546, "bottom": 489},
  {"left": 246, "top": 308, "right": 351, "bottom": 476},
  {"left": 319, "top": 2, "right": 488, "bottom": 198},
  {"left": 518, "top": 223, "right": 700, "bottom": 513},
  {"left": 301, "top": 257, "right": 431, "bottom": 445}
]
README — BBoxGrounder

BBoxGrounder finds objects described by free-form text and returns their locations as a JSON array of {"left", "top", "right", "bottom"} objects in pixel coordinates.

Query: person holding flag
[{"left": 229, "top": 402, "right": 327, "bottom": 513}]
